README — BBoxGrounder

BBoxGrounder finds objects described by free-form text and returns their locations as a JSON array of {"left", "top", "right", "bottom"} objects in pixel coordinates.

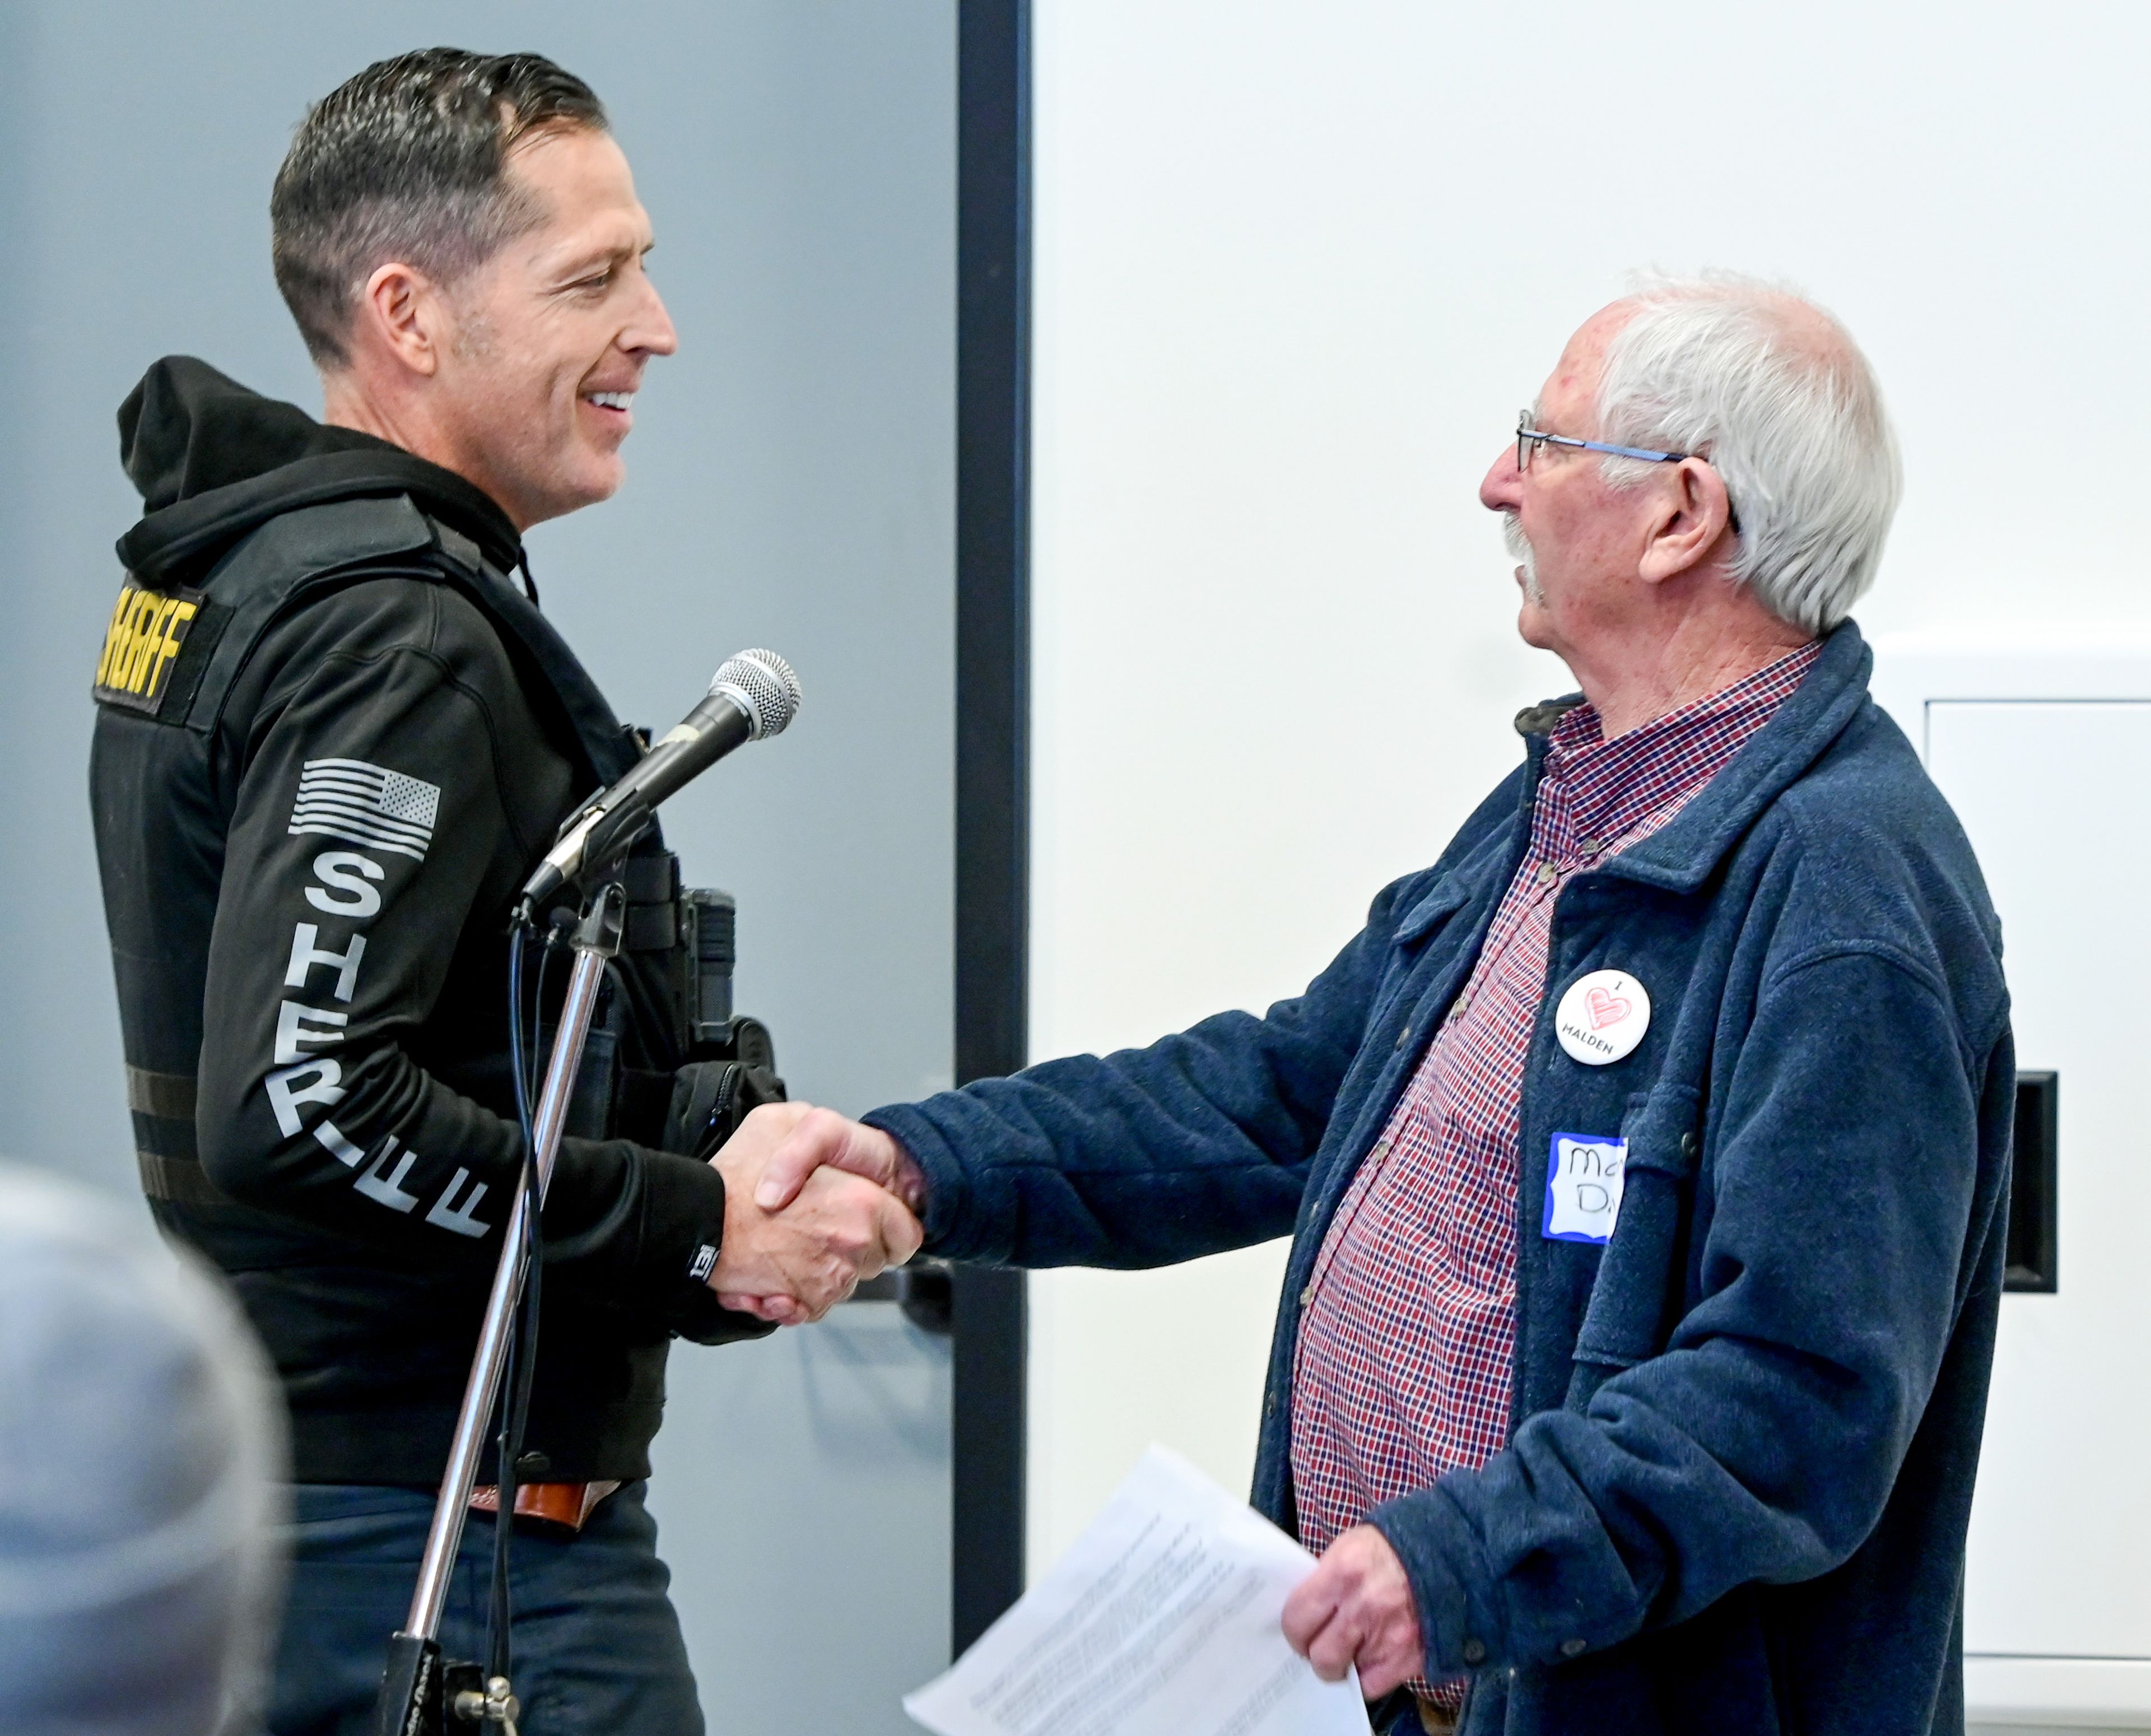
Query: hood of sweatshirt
[{"left": 114, "top": 355, "right": 524, "bottom": 587}]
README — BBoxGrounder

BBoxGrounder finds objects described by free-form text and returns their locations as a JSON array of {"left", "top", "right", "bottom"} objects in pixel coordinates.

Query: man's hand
[
  {"left": 749, "top": 1106, "right": 925, "bottom": 1217},
  {"left": 1281, "top": 1524, "right": 1425, "bottom": 1701},
  {"left": 706, "top": 1103, "right": 923, "bottom": 1324}
]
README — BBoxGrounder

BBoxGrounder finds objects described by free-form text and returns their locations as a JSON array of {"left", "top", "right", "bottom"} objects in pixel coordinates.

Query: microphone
[{"left": 520, "top": 648, "right": 800, "bottom": 909}]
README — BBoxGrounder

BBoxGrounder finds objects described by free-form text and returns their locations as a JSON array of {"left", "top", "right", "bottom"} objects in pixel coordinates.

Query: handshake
[{"left": 701, "top": 1104, "right": 928, "bottom": 1324}]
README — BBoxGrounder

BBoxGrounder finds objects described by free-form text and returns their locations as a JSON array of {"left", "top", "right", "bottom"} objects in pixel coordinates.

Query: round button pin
[{"left": 1554, "top": 969, "right": 1651, "bottom": 1066}]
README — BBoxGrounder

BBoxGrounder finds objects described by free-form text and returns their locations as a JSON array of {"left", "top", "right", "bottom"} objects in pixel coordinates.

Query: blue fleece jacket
[{"left": 869, "top": 622, "right": 2012, "bottom": 1735}]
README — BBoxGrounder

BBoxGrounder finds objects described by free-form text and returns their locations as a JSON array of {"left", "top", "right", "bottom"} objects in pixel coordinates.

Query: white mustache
[{"left": 1503, "top": 513, "right": 1545, "bottom": 607}]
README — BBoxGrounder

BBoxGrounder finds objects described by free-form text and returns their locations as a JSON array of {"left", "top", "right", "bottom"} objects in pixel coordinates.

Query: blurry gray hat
[{"left": 0, "top": 1161, "right": 286, "bottom": 1736}]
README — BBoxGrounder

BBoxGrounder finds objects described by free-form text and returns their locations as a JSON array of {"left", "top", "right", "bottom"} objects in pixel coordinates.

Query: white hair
[{"left": 1593, "top": 272, "right": 1901, "bottom": 635}]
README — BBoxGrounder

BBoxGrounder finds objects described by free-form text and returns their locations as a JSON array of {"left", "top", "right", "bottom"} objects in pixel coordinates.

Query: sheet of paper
[{"left": 905, "top": 1445, "right": 1372, "bottom": 1736}]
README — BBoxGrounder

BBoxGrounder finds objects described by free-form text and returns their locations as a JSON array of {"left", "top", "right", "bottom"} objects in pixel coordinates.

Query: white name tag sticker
[{"left": 1543, "top": 1133, "right": 1627, "bottom": 1244}]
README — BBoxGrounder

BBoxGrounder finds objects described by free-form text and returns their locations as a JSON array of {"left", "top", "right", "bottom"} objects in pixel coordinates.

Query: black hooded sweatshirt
[{"left": 90, "top": 357, "right": 760, "bottom": 1485}]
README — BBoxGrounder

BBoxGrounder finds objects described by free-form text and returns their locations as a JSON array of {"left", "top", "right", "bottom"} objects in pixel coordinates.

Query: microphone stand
[{"left": 373, "top": 883, "right": 625, "bottom": 1736}]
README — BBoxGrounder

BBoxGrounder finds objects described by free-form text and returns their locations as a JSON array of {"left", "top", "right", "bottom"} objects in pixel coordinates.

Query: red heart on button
[{"left": 1585, "top": 986, "right": 1631, "bottom": 1031}]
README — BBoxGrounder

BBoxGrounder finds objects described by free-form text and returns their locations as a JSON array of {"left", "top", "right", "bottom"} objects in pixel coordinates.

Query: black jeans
[{"left": 269, "top": 1481, "right": 702, "bottom": 1736}]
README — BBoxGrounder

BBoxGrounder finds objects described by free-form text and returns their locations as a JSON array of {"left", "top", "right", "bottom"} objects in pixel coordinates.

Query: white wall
[{"left": 1024, "top": 0, "right": 2151, "bottom": 1571}]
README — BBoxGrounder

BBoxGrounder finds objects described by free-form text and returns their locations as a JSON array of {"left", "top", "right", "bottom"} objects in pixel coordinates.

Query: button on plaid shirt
[{"left": 1288, "top": 640, "right": 1821, "bottom": 1702}]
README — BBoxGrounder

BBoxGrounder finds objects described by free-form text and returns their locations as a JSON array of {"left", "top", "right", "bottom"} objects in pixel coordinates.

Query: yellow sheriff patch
[{"left": 93, "top": 579, "right": 209, "bottom": 715}]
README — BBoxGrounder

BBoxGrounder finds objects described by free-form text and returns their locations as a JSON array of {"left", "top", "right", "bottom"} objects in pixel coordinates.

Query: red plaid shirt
[{"left": 1288, "top": 641, "right": 1821, "bottom": 1700}]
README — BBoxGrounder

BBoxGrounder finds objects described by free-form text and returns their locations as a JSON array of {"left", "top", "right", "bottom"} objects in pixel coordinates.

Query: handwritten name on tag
[{"left": 1543, "top": 1133, "right": 1627, "bottom": 1244}]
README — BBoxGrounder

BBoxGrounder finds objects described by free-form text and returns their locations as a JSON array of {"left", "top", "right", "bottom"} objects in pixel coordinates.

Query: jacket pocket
[
  {"left": 1565, "top": 1083, "right": 1701, "bottom": 1403},
  {"left": 1391, "top": 874, "right": 1473, "bottom": 948}
]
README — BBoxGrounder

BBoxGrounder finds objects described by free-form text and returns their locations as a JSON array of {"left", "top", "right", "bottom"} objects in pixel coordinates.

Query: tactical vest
[{"left": 92, "top": 492, "right": 770, "bottom": 1251}]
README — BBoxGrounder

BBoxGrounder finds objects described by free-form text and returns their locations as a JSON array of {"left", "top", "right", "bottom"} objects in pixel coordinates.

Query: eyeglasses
[
  {"left": 1517, "top": 409, "right": 1689, "bottom": 473},
  {"left": 1515, "top": 409, "right": 1740, "bottom": 533}
]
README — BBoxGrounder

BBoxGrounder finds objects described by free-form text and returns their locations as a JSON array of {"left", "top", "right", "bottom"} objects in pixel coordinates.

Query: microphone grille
[{"left": 708, "top": 648, "right": 801, "bottom": 739}]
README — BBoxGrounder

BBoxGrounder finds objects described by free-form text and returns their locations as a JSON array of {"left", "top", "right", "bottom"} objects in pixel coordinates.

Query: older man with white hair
[{"left": 739, "top": 276, "right": 2013, "bottom": 1735}]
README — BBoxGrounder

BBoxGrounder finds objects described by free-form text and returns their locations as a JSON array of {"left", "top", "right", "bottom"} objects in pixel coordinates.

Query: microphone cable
[
  {"left": 478, "top": 648, "right": 797, "bottom": 1686},
  {"left": 487, "top": 908, "right": 552, "bottom": 1691}
]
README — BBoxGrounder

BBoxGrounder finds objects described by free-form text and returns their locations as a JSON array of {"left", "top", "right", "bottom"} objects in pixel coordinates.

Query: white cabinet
[{"left": 1871, "top": 638, "right": 2151, "bottom": 1727}]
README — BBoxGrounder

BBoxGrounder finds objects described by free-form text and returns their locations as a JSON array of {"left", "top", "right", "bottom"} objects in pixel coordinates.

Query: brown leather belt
[
  {"left": 469, "top": 1480, "right": 620, "bottom": 1535},
  {"left": 1414, "top": 1695, "right": 1460, "bottom": 1734}
]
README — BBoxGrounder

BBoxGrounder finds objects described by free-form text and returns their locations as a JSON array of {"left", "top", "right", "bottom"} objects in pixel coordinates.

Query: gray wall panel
[{"left": 0, "top": 4, "right": 955, "bottom": 1726}]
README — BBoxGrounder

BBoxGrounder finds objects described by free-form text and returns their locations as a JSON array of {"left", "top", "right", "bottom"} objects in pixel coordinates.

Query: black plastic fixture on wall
[
  {"left": 950, "top": 0, "right": 1030, "bottom": 1658},
  {"left": 2005, "top": 1072, "right": 2058, "bottom": 1293}
]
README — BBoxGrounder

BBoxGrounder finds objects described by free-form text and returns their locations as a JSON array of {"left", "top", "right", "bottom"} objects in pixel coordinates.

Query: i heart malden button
[{"left": 1554, "top": 968, "right": 1651, "bottom": 1066}]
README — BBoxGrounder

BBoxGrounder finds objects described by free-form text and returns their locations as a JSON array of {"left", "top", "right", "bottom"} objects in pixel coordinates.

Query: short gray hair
[{"left": 1594, "top": 273, "right": 1901, "bottom": 635}]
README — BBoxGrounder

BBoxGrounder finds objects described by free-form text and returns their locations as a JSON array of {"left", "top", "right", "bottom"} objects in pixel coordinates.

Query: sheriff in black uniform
[{"left": 87, "top": 50, "right": 919, "bottom": 1734}]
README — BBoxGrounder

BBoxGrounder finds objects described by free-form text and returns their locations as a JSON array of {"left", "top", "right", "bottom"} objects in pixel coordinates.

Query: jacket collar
[
  {"left": 1587, "top": 620, "right": 1871, "bottom": 893},
  {"left": 1395, "top": 620, "right": 1872, "bottom": 939}
]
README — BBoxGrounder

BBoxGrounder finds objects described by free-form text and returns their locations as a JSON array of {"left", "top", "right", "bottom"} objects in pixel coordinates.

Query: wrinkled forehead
[{"left": 1534, "top": 302, "right": 1638, "bottom": 429}]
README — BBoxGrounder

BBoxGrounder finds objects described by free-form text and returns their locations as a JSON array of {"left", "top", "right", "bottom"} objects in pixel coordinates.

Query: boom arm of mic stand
[{"left": 373, "top": 884, "right": 626, "bottom": 1735}]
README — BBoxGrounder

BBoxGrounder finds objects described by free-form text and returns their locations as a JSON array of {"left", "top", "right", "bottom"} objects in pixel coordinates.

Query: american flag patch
[{"left": 289, "top": 759, "right": 441, "bottom": 862}]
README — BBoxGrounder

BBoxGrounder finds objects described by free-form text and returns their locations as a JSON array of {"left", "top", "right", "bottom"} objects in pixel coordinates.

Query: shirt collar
[{"left": 1534, "top": 640, "right": 1823, "bottom": 857}]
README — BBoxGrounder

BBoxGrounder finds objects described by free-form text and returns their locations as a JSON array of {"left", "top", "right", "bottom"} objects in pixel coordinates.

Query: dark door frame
[{"left": 950, "top": 0, "right": 1030, "bottom": 1658}]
